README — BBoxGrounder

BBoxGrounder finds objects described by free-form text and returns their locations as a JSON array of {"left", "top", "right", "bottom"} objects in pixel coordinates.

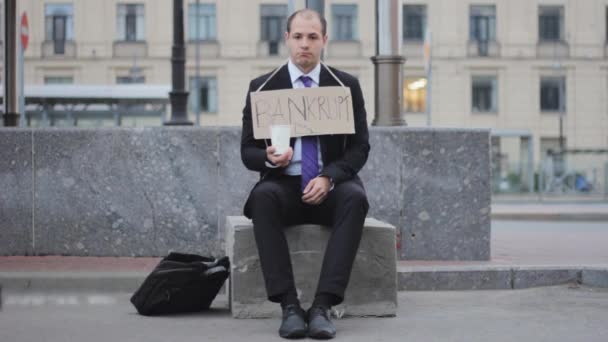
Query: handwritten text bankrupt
[{"left": 251, "top": 87, "right": 355, "bottom": 139}]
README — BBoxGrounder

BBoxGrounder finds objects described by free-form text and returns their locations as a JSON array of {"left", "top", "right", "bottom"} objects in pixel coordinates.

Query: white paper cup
[{"left": 270, "top": 125, "right": 291, "bottom": 155}]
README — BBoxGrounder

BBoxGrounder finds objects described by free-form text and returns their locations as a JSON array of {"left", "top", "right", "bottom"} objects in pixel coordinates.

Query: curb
[
  {"left": 398, "top": 265, "right": 608, "bottom": 290},
  {"left": 2, "top": 266, "right": 607, "bottom": 293},
  {"left": 0, "top": 271, "right": 148, "bottom": 293},
  {"left": 491, "top": 213, "right": 608, "bottom": 221}
]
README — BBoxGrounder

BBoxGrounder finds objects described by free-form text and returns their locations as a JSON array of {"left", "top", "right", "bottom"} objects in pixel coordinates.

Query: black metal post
[
  {"left": 3, "top": 0, "right": 19, "bottom": 126},
  {"left": 165, "top": 0, "right": 193, "bottom": 125},
  {"left": 306, "top": 0, "right": 325, "bottom": 60},
  {"left": 559, "top": 115, "right": 564, "bottom": 152}
]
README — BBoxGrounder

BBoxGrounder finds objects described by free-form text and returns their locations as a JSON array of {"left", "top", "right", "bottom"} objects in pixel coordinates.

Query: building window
[
  {"left": 260, "top": 4, "right": 287, "bottom": 55},
  {"left": 189, "top": 76, "right": 218, "bottom": 113},
  {"left": 188, "top": 3, "right": 216, "bottom": 41},
  {"left": 332, "top": 4, "right": 358, "bottom": 41},
  {"left": 44, "top": 76, "right": 74, "bottom": 84},
  {"left": 403, "top": 5, "right": 426, "bottom": 41},
  {"left": 539, "top": 6, "right": 564, "bottom": 42},
  {"left": 472, "top": 76, "right": 498, "bottom": 113},
  {"left": 403, "top": 77, "right": 427, "bottom": 113},
  {"left": 540, "top": 76, "right": 566, "bottom": 112},
  {"left": 470, "top": 5, "right": 496, "bottom": 42},
  {"left": 45, "top": 4, "right": 74, "bottom": 54},
  {"left": 116, "top": 75, "right": 145, "bottom": 84},
  {"left": 117, "top": 4, "right": 145, "bottom": 42},
  {"left": 470, "top": 5, "right": 496, "bottom": 56}
]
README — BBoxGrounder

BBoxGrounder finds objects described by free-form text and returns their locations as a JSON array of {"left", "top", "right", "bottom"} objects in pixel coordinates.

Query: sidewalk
[
  {"left": 1, "top": 221, "right": 607, "bottom": 292},
  {"left": 2, "top": 286, "right": 608, "bottom": 342},
  {"left": 399, "top": 220, "right": 608, "bottom": 290},
  {"left": 491, "top": 201, "right": 608, "bottom": 221}
]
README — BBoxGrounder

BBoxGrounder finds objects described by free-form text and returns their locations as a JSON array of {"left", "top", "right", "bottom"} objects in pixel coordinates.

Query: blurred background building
[{"left": 2, "top": 0, "right": 608, "bottom": 195}]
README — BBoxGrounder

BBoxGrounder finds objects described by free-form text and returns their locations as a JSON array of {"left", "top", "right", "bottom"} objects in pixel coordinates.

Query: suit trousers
[{"left": 245, "top": 175, "right": 369, "bottom": 306}]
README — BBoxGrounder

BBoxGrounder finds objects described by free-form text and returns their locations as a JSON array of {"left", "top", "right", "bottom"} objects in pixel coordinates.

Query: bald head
[{"left": 286, "top": 9, "right": 327, "bottom": 36}]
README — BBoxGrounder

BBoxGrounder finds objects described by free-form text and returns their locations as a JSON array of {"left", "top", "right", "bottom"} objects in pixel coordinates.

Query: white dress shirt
[{"left": 267, "top": 60, "right": 324, "bottom": 176}]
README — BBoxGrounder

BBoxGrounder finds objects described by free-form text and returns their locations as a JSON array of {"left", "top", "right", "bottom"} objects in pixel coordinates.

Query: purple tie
[{"left": 299, "top": 76, "right": 318, "bottom": 191}]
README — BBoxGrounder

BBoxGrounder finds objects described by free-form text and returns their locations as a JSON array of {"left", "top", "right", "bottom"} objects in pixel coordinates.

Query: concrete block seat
[{"left": 225, "top": 216, "right": 397, "bottom": 318}]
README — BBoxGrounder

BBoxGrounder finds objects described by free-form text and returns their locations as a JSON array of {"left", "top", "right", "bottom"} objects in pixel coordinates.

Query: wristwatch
[{"left": 319, "top": 174, "right": 335, "bottom": 191}]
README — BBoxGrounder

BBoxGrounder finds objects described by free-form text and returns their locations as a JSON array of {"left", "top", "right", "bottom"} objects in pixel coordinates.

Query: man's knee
[
  {"left": 351, "top": 188, "right": 369, "bottom": 213},
  {"left": 247, "top": 181, "right": 283, "bottom": 216},
  {"left": 334, "top": 181, "right": 369, "bottom": 211},
  {"left": 250, "top": 181, "right": 277, "bottom": 200}
]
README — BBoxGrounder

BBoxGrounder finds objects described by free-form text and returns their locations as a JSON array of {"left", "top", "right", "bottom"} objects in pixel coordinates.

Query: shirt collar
[{"left": 288, "top": 59, "right": 321, "bottom": 86}]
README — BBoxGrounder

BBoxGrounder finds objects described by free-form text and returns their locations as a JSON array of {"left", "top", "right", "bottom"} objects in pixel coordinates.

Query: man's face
[{"left": 285, "top": 14, "right": 328, "bottom": 73}]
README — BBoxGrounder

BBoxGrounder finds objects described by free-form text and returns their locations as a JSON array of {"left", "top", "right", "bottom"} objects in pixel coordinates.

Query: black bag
[{"left": 130, "top": 252, "right": 230, "bottom": 316}]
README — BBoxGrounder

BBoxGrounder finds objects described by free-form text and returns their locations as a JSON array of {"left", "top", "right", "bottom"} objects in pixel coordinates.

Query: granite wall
[{"left": 0, "top": 127, "right": 490, "bottom": 260}]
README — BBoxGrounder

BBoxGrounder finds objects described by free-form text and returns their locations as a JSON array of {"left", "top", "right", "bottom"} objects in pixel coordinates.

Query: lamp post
[
  {"left": 194, "top": 0, "right": 201, "bottom": 126},
  {"left": 558, "top": 81, "right": 565, "bottom": 153},
  {"left": 551, "top": 51, "right": 566, "bottom": 180},
  {"left": 306, "top": 0, "right": 324, "bottom": 61},
  {"left": 3, "top": 0, "right": 19, "bottom": 126},
  {"left": 372, "top": 0, "right": 406, "bottom": 126},
  {"left": 165, "top": 0, "right": 193, "bottom": 126}
]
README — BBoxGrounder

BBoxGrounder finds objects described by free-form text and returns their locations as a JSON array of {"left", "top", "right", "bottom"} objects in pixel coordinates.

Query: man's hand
[
  {"left": 266, "top": 146, "right": 293, "bottom": 168},
  {"left": 302, "top": 176, "right": 331, "bottom": 205}
]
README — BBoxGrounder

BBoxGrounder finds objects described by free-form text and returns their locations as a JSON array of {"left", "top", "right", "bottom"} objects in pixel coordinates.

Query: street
[{"left": 2, "top": 285, "right": 607, "bottom": 342}]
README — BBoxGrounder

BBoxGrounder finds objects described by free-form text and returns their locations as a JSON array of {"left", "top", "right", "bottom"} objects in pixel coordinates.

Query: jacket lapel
[
  {"left": 319, "top": 65, "right": 340, "bottom": 87},
  {"left": 263, "top": 64, "right": 293, "bottom": 91},
  {"left": 317, "top": 65, "right": 343, "bottom": 162}
]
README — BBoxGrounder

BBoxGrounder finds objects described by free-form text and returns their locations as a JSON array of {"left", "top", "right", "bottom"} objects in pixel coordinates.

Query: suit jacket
[{"left": 240, "top": 63, "right": 370, "bottom": 186}]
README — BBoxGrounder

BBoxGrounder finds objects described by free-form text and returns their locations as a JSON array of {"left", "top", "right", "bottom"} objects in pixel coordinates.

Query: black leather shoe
[
  {"left": 307, "top": 306, "right": 336, "bottom": 339},
  {"left": 279, "top": 304, "right": 307, "bottom": 339}
]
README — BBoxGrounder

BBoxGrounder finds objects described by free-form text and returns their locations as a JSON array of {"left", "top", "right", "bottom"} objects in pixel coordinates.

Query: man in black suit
[{"left": 241, "top": 8, "right": 370, "bottom": 339}]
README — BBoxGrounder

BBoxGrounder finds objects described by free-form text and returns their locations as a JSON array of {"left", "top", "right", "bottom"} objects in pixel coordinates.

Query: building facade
[{"left": 4, "top": 0, "right": 608, "bottom": 185}]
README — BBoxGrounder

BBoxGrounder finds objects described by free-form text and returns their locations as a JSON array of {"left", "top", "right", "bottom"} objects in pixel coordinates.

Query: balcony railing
[
  {"left": 113, "top": 41, "right": 148, "bottom": 58},
  {"left": 257, "top": 40, "right": 287, "bottom": 58},
  {"left": 41, "top": 40, "right": 77, "bottom": 58},
  {"left": 402, "top": 39, "right": 424, "bottom": 58},
  {"left": 326, "top": 40, "right": 362, "bottom": 58},
  {"left": 187, "top": 40, "right": 220, "bottom": 59},
  {"left": 537, "top": 40, "right": 569, "bottom": 58},
  {"left": 467, "top": 40, "right": 501, "bottom": 57}
]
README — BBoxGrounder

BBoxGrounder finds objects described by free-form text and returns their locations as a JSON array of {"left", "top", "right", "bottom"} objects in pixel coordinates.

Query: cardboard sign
[{"left": 251, "top": 86, "right": 355, "bottom": 139}]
